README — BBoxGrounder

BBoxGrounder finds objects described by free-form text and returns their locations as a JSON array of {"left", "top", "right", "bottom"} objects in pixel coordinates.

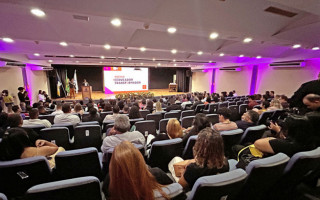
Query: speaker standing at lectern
[{"left": 82, "top": 79, "right": 90, "bottom": 86}]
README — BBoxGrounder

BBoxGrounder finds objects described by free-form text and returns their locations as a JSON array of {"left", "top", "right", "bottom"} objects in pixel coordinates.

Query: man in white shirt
[
  {"left": 101, "top": 115, "right": 145, "bottom": 153},
  {"left": 54, "top": 103, "right": 80, "bottom": 126},
  {"left": 51, "top": 103, "right": 63, "bottom": 115},
  {"left": 233, "top": 90, "right": 238, "bottom": 97},
  {"left": 103, "top": 105, "right": 120, "bottom": 122},
  {"left": 23, "top": 108, "right": 52, "bottom": 128},
  {"left": 181, "top": 96, "right": 192, "bottom": 109}
]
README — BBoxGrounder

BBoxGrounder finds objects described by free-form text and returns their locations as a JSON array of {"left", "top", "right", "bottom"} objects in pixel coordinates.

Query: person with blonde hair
[
  {"left": 103, "top": 141, "right": 169, "bottom": 200},
  {"left": 267, "top": 99, "right": 283, "bottom": 111},
  {"left": 152, "top": 101, "right": 163, "bottom": 113}
]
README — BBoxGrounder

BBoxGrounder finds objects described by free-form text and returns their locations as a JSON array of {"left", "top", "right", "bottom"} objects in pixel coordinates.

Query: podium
[
  {"left": 82, "top": 86, "right": 92, "bottom": 99},
  {"left": 169, "top": 83, "right": 177, "bottom": 92}
]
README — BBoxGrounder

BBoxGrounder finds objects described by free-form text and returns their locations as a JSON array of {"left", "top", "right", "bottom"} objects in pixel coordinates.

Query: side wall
[
  {"left": 25, "top": 67, "right": 49, "bottom": 104},
  {"left": 191, "top": 70, "right": 213, "bottom": 93},
  {"left": 0, "top": 67, "right": 24, "bottom": 105}
]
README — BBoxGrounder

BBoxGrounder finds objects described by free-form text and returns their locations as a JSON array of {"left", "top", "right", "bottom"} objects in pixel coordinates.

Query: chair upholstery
[
  {"left": 73, "top": 125, "right": 102, "bottom": 151},
  {"left": 40, "top": 127, "right": 72, "bottom": 150},
  {"left": 239, "top": 125, "right": 266, "bottom": 145},
  {"left": 154, "top": 183, "right": 184, "bottom": 200},
  {"left": 257, "top": 110, "right": 274, "bottom": 125},
  {"left": 181, "top": 116, "right": 195, "bottom": 129},
  {"left": 239, "top": 104, "right": 248, "bottom": 116},
  {"left": 182, "top": 135, "right": 197, "bottom": 159},
  {"left": 148, "top": 138, "right": 183, "bottom": 172},
  {"left": 236, "top": 101, "right": 244, "bottom": 106},
  {"left": 159, "top": 118, "right": 170, "bottom": 133},
  {"left": 181, "top": 110, "right": 195, "bottom": 119},
  {"left": 164, "top": 112, "right": 180, "bottom": 120},
  {"left": 228, "top": 105, "right": 240, "bottom": 121},
  {"left": 269, "top": 109, "right": 286, "bottom": 122},
  {"left": 78, "top": 121, "right": 99, "bottom": 126},
  {"left": 147, "top": 113, "right": 163, "bottom": 130},
  {"left": 236, "top": 153, "right": 290, "bottom": 200},
  {"left": 206, "top": 114, "right": 219, "bottom": 126},
  {"left": 187, "top": 169, "right": 247, "bottom": 200},
  {"left": 135, "top": 120, "right": 156, "bottom": 136},
  {"left": 129, "top": 118, "right": 144, "bottom": 126},
  {"left": 218, "top": 102, "right": 228, "bottom": 109},
  {"left": 195, "top": 104, "right": 205, "bottom": 114},
  {"left": 0, "top": 193, "right": 7, "bottom": 200},
  {"left": 228, "top": 102, "right": 236, "bottom": 106},
  {"left": 26, "top": 176, "right": 102, "bottom": 200},
  {"left": 140, "top": 110, "right": 150, "bottom": 120},
  {"left": 203, "top": 103, "right": 218, "bottom": 114},
  {"left": 22, "top": 125, "right": 46, "bottom": 135},
  {"left": 100, "top": 111, "right": 112, "bottom": 120},
  {"left": 0, "top": 157, "right": 51, "bottom": 198},
  {"left": 52, "top": 123, "right": 75, "bottom": 139},
  {"left": 38, "top": 115, "right": 55, "bottom": 124},
  {"left": 54, "top": 147, "right": 102, "bottom": 181},
  {"left": 220, "top": 129, "right": 244, "bottom": 158}
]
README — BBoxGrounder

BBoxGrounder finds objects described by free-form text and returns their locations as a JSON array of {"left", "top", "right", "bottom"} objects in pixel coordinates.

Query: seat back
[
  {"left": 206, "top": 114, "right": 219, "bottom": 126},
  {"left": 228, "top": 105, "right": 240, "bottom": 121},
  {"left": 148, "top": 138, "right": 183, "bottom": 172},
  {"left": 139, "top": 110, "right": 150, "bottom": 120},
  {"left": 135, "top": 120, "right": 156, "bottom": 136},
  {"left": 0, "top": 157, "right": 51, "bottom": 198},
  {"left": 239, "top": 104, "right": 248, "bottom": 116},
  {"left": 181, "top": 116, "right": 195, "bottom": 129},
  {"left": 164, "top": 112, "right": 180, "bottom": 120},
  {"left": 100, "top": 111, "right": 112, "bottom": 120},
  {"left": 236, "top": 101, "right": 244, "bottom": 106},
  {"left": 269, "top": 109, "right": 286, "bottom": 121},
  {"left": 221, "top": 129, "right": 244, "bottom": 158},
  {"left": 54, "top": 148, "right": 102, "bottom": 181},
  {"left": 257, "top": 110, "right": 274, "bottom": 125},
  {"left": 78, "top": 121, "right": 99, "bottom": 126},
  {"left": 26, "top": 176, "right": 102, "bottom": 200},
  {"left": 228, "top": 102, "right": 236, "bottom": 106},
  {"left": 38, "top": 115, "right": 55, "bottom": 124},
  {"left": 182, "top": 135, "right": 197, "bottom": 159},
  {"left": 195, "top": 104, "right": 205, "bottom": 114},
  {"left": 52, "top": 123, "right": 74, "bottom": 139},
  {"left": 208, "top": 103, "right": 218, "bottom": 114},
  {"left": 40, "top": 127, "right": 71, "bottom": 150},
  {"left": 0, "top": 193, "right": 7, "bottom": 200},
  {"left": 237, "top": 153, "right": 289, "bottom": 200},
  {"left": 146, "top": 113, "right": 162, "bottom": 130},
  {"left": 218, "top": 102, "right": 228, "bottom": 109},
  {"left": 239, "top": 125, "right": 267, "bottom": 145},
  {"left": 22, "top": 125, "right": 46, "bottom": 135},
  {"left": 154, "top": 183, "right": 184, "bottom": 200},
  {"left": 73, "top": 125, "right": 102, "bottom": 151},
  {"left": 187, "top": 169, "right": 247, "bottom": 200},
  {"left": 129, "top": 118, "right": 144, "bottom": 126},
  {"left": 244, "top": 100, "right": 249, "bottom": 104},
  {"left": 159, "top": 118, "right": 170, "bottom": 133},
  {"left": 181, "top": 110, "right": 195, "bottom": 119}
]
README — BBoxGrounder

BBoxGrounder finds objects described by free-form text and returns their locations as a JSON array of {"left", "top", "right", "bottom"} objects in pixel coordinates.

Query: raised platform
[{"left": 53, "top": 89, "right": 186, "bottom": 101}]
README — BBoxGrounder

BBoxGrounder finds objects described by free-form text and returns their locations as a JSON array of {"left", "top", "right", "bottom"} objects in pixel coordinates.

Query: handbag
[{"left": 236, "top": 145, "right": 263, "bottom": 169}]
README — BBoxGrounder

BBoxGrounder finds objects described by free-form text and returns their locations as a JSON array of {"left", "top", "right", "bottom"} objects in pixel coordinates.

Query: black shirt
[
  {"left": 289, "top": 80, "right": 320, "bottom": 108},
  {"left": 166, "top": 104, "right": 182, "bottom": 112},
  {"left": 182, "top": 128, "right": 197, "bottom": 147},
  {"left": 235, "top": 120, "right": 255, "bottom": 132},
  {"left": 82, "top": 115, "right": 102, "bottom": 126},
  {"left": 18, "top": 92, "right": 25, "bottom": 103},
  {"left": 269, "top": 138, "right": 307, "bottom": 157},
  {"left": 191, "top": 101, "right": 202, "bottom": 110},
  {"left": 183, "top": 158, "right": 229, "bottom": 189}
]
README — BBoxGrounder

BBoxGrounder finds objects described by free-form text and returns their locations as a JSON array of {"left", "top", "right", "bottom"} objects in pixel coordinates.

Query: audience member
[
  {"left": 118, "top": 100, "right": 124, "bottom": 110},
  {"left": 247, "top": 95, "right": 259, "bottom": 110},
  {"left": 103, "top": 103, "right": 112, "bottom": 112},
  {"left": 101, "top": 115, "right": 145, "bottom": 153},
  {"left": 153, "top": 101, "right": 163, "bottom": 113},
  {"left": 279, "top": 95, "right": 289, "bottom": 109},
  {"left": 144, "top": 100, "right": 154, "bottom": 113},
  {"left": 23, "top": 108, "right": 52, "bottom": 128},
  {"left": 72, "top": 103, "right": 84, "bottom": 116},
  {"left": 103, "top": 105, "right": 120, "bottom": 122},
  {"left": 17, "top": 87, "right": 25, "bottom": 103},
  {"left": 12, "top": 105, "right": 25, "bottom": 120},
  {"left": 191, "top": 95, "right": 203, "bottom": 110},
  {"left": 38, "top": 90, "right": 45, "bottom": 102},
  {"left": 128, "top": 106, "right": 142, "bottom": 119},
  {"left": 51, "top": 103, "right": 63, "bottom": 115},
  {"left": 267, "top": 99, "right": 283, "bottom": 111},
  {"left": 303, "top": 94, "right": 320, "bottom": 112},
  {"left": 213, "top": 108, "right": 238, "bottom": 131},
  {"left": 122, "top": 105, "right": 130, "bottom": 114},
  {"left": 54, "top": 104, "right": 80, "bottom": 126},
  {"left": 0, "top": 113, "right": 9, "bottom": 138},
  {"left": 166, "top": 98, "right": 182, "bottom": 112},
  {"left": 38, "top": 105, "right": 49, "bottom": 115},
  {"left": 236, "top": 110, "right": 259, "bottom": 131},
  {"left": 181, "top": 96, "right": 192, "bottom": 109},
  {"left": 82, "top": 108, "right": 102, "bottom": 125}
]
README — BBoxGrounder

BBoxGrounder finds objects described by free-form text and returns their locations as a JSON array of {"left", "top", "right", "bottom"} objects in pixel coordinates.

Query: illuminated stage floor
[{"left": 53, "top": 89, "right": 187, "bottom": 100}]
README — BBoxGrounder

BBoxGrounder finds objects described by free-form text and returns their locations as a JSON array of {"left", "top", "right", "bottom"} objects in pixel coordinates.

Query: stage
[{"left": 53, "top": 89, "right": 187, "bottom": 101}]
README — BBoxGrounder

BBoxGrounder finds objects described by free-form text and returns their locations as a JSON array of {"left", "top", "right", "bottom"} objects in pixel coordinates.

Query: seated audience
[
  {"left": 51, "top": 103, "right": 63, "bottom": 115},
  {"left": 182, "top": 113, "right": 211, "bottom": 146},
  {"left": 144, "top": 100, "right": 154, "bottom": 113},
  {"left": 139, "top": 98, "right": 147, "bottom": 109},
  {"left": 103, "top": 105, "right": 120, "bottom": 122},
  {"left": 181, "top": 96, "right": 192, "bottom": 109},
  {"left": 118, "top": 100, "right": 124, "bottom": 110},
  {"left": 7, "top": 114, "right": 39, "bottom": 143},
  {"left": 54, "top": 103, "right": 80, "bottom": 126},
  {"left": 103, "top": 103, "right": 113, "bottom": 112},
  {"left": 279, "top": 95, "right": 290, "bottom": 109},
  {"left": 204, "top": 96, "right": 211, "bottom": 105},
  {"left": 101, "top": 115, "right": 145, "bottom": 153},
  {"left": 213, "top": 108, "right": 238, "bottom": 131},
  {"left": 257, "top": 100, "right": 270, "bottom": 114},
  {"left": 128, "top": 105, "right": 142, "bottom": 119},
  {"left": 236, "top": 110, "right": 259, "bottom": 131},
  {"left": 166, "top": 98, "right": 182, "bottom": 112},
  {"left": 153, "top": 101, "right": 163, "bottom": 113},
  {"left": 72, "top": 103, "right": 84, "bottom": 116},
  {"left": 0, "top": 113, "right": 9, "bottom": 138},
  {"left": 12, "top": 105, "right": 25, "bottom": 120},
  {"left": 82, "top": 108, "right": 102, "bottom": 125},
  {"left": 23, "top": 108, "right": 52, "bottom": 128},
  {"left": 248, "top": 95, "right": 259, "bottom": 110},
  {"left": 38, "top": 105, "right": 49, "bottom": 115},
  {"left": 267, "top": 99, "right": 283, "bottom": 111},
  {"left": 160, "top": 98, "right": 167, "bottom": 108},
  {"left": 103, "top": 141, "right": 170, "bottom": 199},
  {"left": 303, "top": 94, "right": 320, "bottom": 112},
  {"left": 122, "top": 105, "right": 129, "bottom": 114},
  {"left": 191, "top": 95, "right": 203, "bottom": 110}
]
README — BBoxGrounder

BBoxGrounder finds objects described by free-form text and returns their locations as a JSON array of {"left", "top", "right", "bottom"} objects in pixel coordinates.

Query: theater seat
[
  {"left": 154, "top": 183, "right": 185, "bottom": 200},
  {"left": 22, "top": 125, "right": 46, "bottom": 135},
  {"left": 164, "top": 112, "right": 180, "bottom": 120},
  {"left": 181, "top": 116, "right": 195, "bottom": 129},
  {"left": 220, "top": 129, "right": 244, "bottom": 158},
  {"left": 73, "top": 125, "right": 102, "bottom": 151},
  {"left": 206, "top": 114, "right": 219, "bottom": 126},
  {"left": 146, "top": 113, "right": 162, "bottom": 130},
  {"left": 186, "top": 169, "right": 247, "bottom": 200},
  {"left": 25, "top": 176, "right": 102, "bottom": 200},
  {"left": 135, "top": 120, "right": 156, "bottom": 136},
  {"left": 0, "top": 193, "right": 7, "bottom": 200},
  {"left": 203, "top": 103, "right": 218, "bottom": 114},
  {"left": 159, "top": 118, "right": 170, "bottom": 133},
  {"left": 182, "top": 135, "right": 197, "bottom": 159},
  {"left": 40, "top": 127, "right": 72, "bottom": 150},
  {"left": 239, "top": 125, "right": 267, "bottom": 145},
  {"left": 181, "top": 110, "right": 195, "bottom": 119}
]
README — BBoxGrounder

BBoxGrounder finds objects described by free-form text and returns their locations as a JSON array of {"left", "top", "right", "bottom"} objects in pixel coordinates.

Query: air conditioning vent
[
  {"left": 42, "top": 67, "right": 53, "bottom": 71},
  {"left": 73, "top": 15, "right": 89, "bottom": 21},
  {"left": 219, "top": 67, "right": 241, "bottom": 71},
  {"left": 265, "top": 6, "right": 297, "bottom": 18},
  {"left": 269, "top": 61, "right": 305, "bottom": 68}
]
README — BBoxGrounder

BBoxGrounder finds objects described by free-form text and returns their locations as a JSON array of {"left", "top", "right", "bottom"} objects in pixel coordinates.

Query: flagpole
[{"left": 56, "top": 70, "right": 67, "bottom": 97}]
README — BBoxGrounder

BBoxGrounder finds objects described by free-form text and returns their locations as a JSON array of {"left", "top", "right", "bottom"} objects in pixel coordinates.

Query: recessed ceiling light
[
  {"left": 292, "top": 44, "right": 301, "bottom": 49},
  {"left": 128, "top": 57, "right": 132, "bottom": 60},
  {"left": 171, "top": 49, "right": 177, "bottom": 54},
  {"left": 157, "top": 63, "right": 161, "bottom": 66},
  {"left": 174, "top": 63, "right": 177, "bottom": 66},
  {"left": 99, "top": 62, "right": 103, "bottom": 64},
  {"left": 33, "top": 53, "right": 40, "bottom": 56},
  {"left": 30, "top": 8, "right": 45, "bottom": 17},
  {"left": 104, "top": 44, "right": 111, "bottom": 50},
  {"left": 140, "top": 63, "right": 144, "bottom": 65},
  {"left": 121, "top": 62, "right": 124, "bottom": 64},
  {"left": 312, "top": 47, "right": 319, "bottom": 50},
  {"left": 239, "top": 54, "right": 244, "bottom": 57},
  {"left": 111, "top": 18, "right": 121, "bottom": 27},
  {"left": 219, "top": 53, "right": 224, "bottom": 56},
  {"left": 2, "top": 37, "right": 14, "bottom": 43},
  {"left": 100, "top": 56, "right": 105, "bottom": 59},
  {"left": 70, "top": 55, "right": 74, "bottom": 57},
  {"left": 76, "top": 61, "right": 79, "bottom": 63},
  {"left": 197, "top": 51, "right": 203, "bottom": 55},
  {"left": 152, "top": 58, "right": 155, "bottom": 61},
  {"left": 173, "top": 59, "right": 176, "bottom": 62},
  {"left": 167, "top": 27, "right": 177, "bottom": 34},
  {"left": 209, "top": 61, "right": 212, "bottom": 63},
  {"left": 243, "top": 38, "right": 252, "bottom": 43},
  {"left": 256, "top": 56, "right": 262, "bottom": 59},
  {"left": 48, "top": 60, "right": 53, "bottom": 63},
  {"left": 140, "top": 47, "right": 146, "bottom": 52},
  {"left": 59, "top": 42, "right": 68, "bottom": 46},
  {"left": 209, "top": 32, "right": 219, "bottom": 39}
]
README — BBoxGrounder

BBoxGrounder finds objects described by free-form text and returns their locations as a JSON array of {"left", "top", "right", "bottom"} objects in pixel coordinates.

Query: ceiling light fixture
[
  {"left": 2, "top": 37, "right": 14, "bottom": 43},
  {"left": 140, "top": 47, "right": 146, "bottom": 52},
  {"left": 173, "top": 59, "right": 176, "bottom": 62},
  {"left": 128, "top": 57, "right": 132, "bottom": 60},
  {"left": 121, "top": 62, "right": 124, "bottom": 64},
  {"left": 171, "top": 49, "right": 177, "bottom": 54},
  {"left": 99, "top": 62, "right": 103, "bottom": 64},
  {"left": 174, "top": 63, "right": 177, "bottom": 66},
  {"left": 152, "top": 58, "right": 155, "bottom": 61},
  {"left": 312, "top": 47, "right": 319, "bottom": 50},
  {"left": 100, "top": 56, "right": 105, "bottom": 59},
  {"left": 70, "top": 55, "right": 74, "bottom": 57},
  {"left": 239, "top": 54, "right": 244, "bottom": 57},
  {"left": 104, "top": 44, "right": 111, "bottom": 50},
  {"left": 219, "top": 53, "right": 224, "bottom": 56},
  {"left": 292, "top": 44, "right": 301, "bottom": 49},
  {"left": 76, "top": 61, "right": 79, "bottom": 63},
  {"left": 34, "top": 53, "right": 40, "bottom": 56},
  {"left": 209, "top": 61, "right": 212, "bottom": 63},
  {"left": 48, "top": 60, "right": 53, "bottom": 63},
  {"left": 59, "top": 42, "right": 68, "bottom": 46},
  {"left": 140, "top": 63, "right": 144, "bottom": 65},
  {"left": 256, "top": 56, "right": 262, "bottom": 59},
  {"left": 209, "top": 32, "right": 219, "bottom": 39},
  {"left": 243, "top": 38, "right": 252, "bottom": 43},
  {"left": 197, "top": 51, "right": 203, "bottom": 55},
  {"left": 30, "top": 8, "right": 46, "bottom": 17},
  {"left": 167, "top": 27, "right": 177, "bottom": 34},
  {"left": 157, "top": 63, "right": 161, "bottom": 66},
  {"left": 111, "top": 18, "right": 121, "bottom": 27}
]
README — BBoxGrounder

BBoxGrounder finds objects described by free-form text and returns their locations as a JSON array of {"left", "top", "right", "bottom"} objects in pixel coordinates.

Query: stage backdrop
[{"left": 103, "top": 67, "right": 148, "bottom": 93}]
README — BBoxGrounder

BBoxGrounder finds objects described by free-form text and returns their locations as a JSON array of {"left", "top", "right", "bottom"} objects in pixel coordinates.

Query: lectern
[{"left": 82, "top": 86, "right": 92, "bottom": 99}]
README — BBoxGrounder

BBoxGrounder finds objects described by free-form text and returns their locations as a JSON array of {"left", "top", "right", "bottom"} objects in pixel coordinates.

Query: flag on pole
[
  {"left": 56, "top": 70, "right": 66, "bottom": 97},
  {"left": 57, "top": 80, "right": 62, "bottom": 97},
  {"left": 65, "top": 70, "right": 70, "bottom": 95},
  {"left": 73, "top": 69, "right": 79, "bottom": 93}
]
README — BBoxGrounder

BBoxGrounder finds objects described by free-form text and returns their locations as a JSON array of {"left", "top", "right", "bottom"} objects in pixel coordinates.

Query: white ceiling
[{"left": 0, "top": 0, "right": 319, "bottom": 68}]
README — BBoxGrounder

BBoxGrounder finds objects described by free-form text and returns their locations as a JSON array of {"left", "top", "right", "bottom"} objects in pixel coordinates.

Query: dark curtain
[
  {"left": 54, "top": 68, "right": 68, "bottom": 98},
  {"left": 176, "top": 69, "right": 187, "bottom": 92}
]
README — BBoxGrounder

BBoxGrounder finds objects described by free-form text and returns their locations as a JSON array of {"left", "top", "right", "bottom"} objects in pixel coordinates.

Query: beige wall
[
  {"left": 25, "top": 67, "right": 49, "bottom": 104},
  {"left": 215, "top": 66, "right": 253, "bottom": 96},
  {"left": 191, "top": 70, "right": 213, "bottom": 93},
  {"left": 0, "top": 67, "right": 24, "bottom": 105}
]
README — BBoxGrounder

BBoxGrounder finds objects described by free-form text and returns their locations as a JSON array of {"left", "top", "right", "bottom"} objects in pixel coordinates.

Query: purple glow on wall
[
  {"left": 211, "top": 69, "right": 216, "bottom": 94},
  {"left": 25, "top": 64, "right": 33, "bottom": 105},
  {"left": 25, "top": 64, "right": 43, "bottom": 71},
  {"left": 249, "top": 65, "right": 258, "bottom": 95}
]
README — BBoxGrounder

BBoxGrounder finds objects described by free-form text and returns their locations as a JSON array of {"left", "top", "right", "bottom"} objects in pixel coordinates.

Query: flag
[
  {"left": 73, "top": 69, "right": 79, "bottom": 93},
  {"left": 65, "top": 70, "right": 70, "bottom": 95},
  {"left": 57, "top": 81, "right": 62, "bottom": 97}
]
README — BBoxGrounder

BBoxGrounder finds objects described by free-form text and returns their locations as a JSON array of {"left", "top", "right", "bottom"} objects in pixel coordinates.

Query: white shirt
[
  {"left": 54, "top": 113, "right": 80, "bottom": 126},
  {"left": 51, "top": 110, "right": 63, "bottom": 115},
  {"left": 23, "top": 119, "right": 52, "bottom": 128},
  {"left": 103, "top": 113, "right": 119, "bottom": 123},
  {"left": 101, "top": 131, "right": 145, "bottom": 153},
  {"left": 181, "top": 101, "right": 192, "bottom": 109},
  {"left": 38, "top": 94, "right": 45, "bottom": 102}
]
